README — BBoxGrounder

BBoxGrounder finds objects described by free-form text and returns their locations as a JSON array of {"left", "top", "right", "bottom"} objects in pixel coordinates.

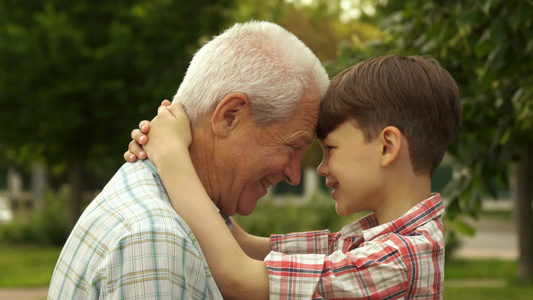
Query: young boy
[{"left": 127, "top": 55, "right": 461, "bottom": 299}]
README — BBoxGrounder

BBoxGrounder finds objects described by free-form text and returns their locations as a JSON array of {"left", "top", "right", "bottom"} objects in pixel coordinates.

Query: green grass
[
  {"left": 0, "top": 246, "right": 61, "bottom": 287},
  {"left": 1, "top": 246, "right": 533, "bottom": 300},
  {"left": 445, "top": 258, "right": 518, "bottom": 279},
  {"left": 444, "top": 286, "right": 533, "bottom": 299},
  {"left": 444, "top": 258, "right": 533, "bottom": 299}
]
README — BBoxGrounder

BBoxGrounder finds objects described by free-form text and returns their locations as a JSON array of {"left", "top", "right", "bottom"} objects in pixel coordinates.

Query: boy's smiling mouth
[{"left": 326, "top": 181, "right": 340, "bottom": 199}]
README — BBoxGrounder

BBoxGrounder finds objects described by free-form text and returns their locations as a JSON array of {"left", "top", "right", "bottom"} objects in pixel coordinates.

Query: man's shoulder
[
  {"left": 81, "top": 197, "right": 192, "bottom": 244},
  {"left": 50, "top": 204, "right": 214, "bottom": 300},
  {"left": 97, "top": 161, "right": 169, "bottom": 213},
  {"left": 111, "top": 160, "right": 162, "bottom": 189},
  {"left": 75, "top": 161, "right": 193, "bottom": 246}
]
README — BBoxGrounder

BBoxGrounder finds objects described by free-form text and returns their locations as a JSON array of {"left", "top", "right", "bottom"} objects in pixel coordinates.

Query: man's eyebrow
[{"left": 300, "top": 133, "right": 316, "bottom": 145}]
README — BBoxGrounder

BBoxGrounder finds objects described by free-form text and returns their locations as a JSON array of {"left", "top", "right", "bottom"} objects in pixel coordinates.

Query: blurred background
[{"left": 0, "top": 0, "right": 532, "bottom": 299}]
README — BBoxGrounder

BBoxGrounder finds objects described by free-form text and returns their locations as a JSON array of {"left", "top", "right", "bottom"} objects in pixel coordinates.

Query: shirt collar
[{"left": 340, "top": 194, "right": 444, "bottom": 241}]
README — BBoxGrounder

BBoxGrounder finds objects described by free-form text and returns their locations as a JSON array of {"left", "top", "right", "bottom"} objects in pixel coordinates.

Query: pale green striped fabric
[{"left": 48, "top": 160, "right": 222, "bottom": 299}]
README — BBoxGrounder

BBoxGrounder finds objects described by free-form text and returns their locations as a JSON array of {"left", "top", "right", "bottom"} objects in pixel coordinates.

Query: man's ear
[
  {"left": 211, "top": 92, "right": 250, "bottom": 137},
  {"left": 379, "top": 126, "right": 402, "bottom": 167}
]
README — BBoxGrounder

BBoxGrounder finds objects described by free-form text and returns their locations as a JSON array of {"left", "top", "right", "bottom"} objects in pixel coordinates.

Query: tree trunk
[
  {"left": 517, "top": 142, "right": 533, "bottom": 282},
  {"left": 68, "top": 159, "right": 83, "bottom": 229}
]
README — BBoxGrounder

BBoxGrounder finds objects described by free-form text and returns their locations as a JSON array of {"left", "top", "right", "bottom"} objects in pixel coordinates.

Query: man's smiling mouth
[{"left": 260, "top": 178, "right": 271, "bottom": 189}]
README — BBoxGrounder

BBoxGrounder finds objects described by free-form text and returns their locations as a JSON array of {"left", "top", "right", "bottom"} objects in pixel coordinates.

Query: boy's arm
[
  {"left": 229, "top": 218, "right": 272, "bottom": 260},
  {"left": 146, "top": 103, "right": 269, "bottom": 300}
]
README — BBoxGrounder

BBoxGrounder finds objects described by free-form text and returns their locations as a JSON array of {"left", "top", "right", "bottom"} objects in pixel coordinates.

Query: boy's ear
[
  {"left": 379, "top": 126, "right": 402, "bottom": 167},
  {"left": 211, "top": 92, "right": 250, "bottom": 137}
]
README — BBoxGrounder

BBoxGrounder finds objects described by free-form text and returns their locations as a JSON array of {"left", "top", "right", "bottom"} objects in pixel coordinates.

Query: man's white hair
[{"left": 172, "top": 21, "right": 329, "bottom": 126}]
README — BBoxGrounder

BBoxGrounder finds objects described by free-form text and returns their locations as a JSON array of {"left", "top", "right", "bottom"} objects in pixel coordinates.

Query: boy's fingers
[
  {"left": 131, "top": 129, "right": 148, "bottom": 145},
  {"left": 125, "top": 101, "right": 170, "bottom": 163},
  {"left": 124, "top": 151, "right": 137, "bottom": 162},
  {"left": 168, "top": 102, "right": 186, "bottom": 119},
  {"left": 128, "top": 140, "right": 147, "bottom": 159},
  {"left": 139, "top": 120, "right": 151, "bottom": 133},
  {"left": 157, "top": 104, "right": 172, "bottom": 116}
]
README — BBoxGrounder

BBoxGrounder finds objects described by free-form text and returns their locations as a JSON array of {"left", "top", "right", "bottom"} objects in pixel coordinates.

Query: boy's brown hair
[{"left": 317, "top": 55, "right": 462, "bottom": 176}]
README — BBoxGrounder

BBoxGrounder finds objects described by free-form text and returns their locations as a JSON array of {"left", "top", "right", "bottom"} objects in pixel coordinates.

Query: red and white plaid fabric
[{"left": 264, "top": 194, "right": 445, "bottom": 299}]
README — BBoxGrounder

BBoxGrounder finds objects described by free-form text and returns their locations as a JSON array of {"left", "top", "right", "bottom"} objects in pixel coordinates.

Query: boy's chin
[
  {"left": 335, "top": 204, "right": 350, "bottom": 217},
  {"left": 335, "top": 202, "right": 362, "bottom": 218}
]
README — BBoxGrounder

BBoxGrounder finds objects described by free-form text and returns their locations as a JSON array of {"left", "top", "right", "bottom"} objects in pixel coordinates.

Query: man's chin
[
  {"left": 217, "top": 194, "right": 261, "bottom": 216},
  {"left": 217, "top": 204, "right": 255, "bottom": 217},
  {"left": 235, "top": 197, "right": 260, "bottom": 216},
  {"left": 235, "top": 209, "right": 254, "bottom": 216},
  {"left": 217, "top": 206, "right": 235, "bottom": 217}
]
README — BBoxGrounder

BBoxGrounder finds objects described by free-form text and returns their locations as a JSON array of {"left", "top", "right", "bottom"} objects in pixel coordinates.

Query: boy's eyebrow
[{"left": 318, "top": 133, "right": 329, "bottom": 143}]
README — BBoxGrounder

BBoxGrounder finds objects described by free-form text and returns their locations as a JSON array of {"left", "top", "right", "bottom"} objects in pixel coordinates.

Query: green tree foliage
[
  {"left": 342, "top": 0, "right": 533, "bottom": 279},
  {"left": 0, "top": 0, "right": 235, "bottom": 226},
  {"left": 235, "top": 0, "right": 381, "bottom": 62}
]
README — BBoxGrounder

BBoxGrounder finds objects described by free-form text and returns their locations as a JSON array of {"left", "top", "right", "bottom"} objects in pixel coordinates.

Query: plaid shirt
[
  {"left": 265, "top": 194, "right": 445, "bottom": 299},
  {"left": 48, "top": 160, "right": 222, "bottom": 299}
]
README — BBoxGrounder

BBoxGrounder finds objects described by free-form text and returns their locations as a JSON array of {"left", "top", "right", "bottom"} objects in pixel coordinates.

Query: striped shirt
[
  {"left": 265, "top": 194, "right": 445, "bottom": 299},
  {"left": 48, "top": 160, "right": 223, "bottom": 299}
]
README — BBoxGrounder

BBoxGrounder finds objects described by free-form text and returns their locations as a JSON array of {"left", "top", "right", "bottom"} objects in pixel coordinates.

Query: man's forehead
[
  {"left": 293, "top": 109, "right": 319, "bottom": 136},
  {"left": 275, "top": 113, "right": 317, "bottom": 147},
  {"left": 278, "top": 85, "right": 321, "bottom": 141}
]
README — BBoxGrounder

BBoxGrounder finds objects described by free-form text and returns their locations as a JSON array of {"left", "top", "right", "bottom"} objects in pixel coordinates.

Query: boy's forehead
[
  {"left": 318, "top": 128, "right": 337, "bottom": 146},
  {"left": 320, "top": 119, "right": 358, "bottom": 139}
]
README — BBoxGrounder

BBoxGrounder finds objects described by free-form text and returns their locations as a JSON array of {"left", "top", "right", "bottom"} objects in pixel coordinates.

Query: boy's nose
[{"left": 317, "top": 157, "right": 329, "bottom": 177}]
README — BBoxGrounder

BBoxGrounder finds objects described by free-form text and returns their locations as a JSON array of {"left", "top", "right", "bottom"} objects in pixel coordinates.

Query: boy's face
[{"left": 317, "top": 120, "right": 385, "bottom": 217}]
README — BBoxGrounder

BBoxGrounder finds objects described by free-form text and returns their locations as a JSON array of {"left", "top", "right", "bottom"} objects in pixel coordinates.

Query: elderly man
[{"left": 48, "top": 21, "right": 329, "bottom": 299}]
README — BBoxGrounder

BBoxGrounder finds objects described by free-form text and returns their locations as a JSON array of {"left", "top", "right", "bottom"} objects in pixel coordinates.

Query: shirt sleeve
[
  {"left": 264, "top": 239, "right": 409, "bottom": 300},
  {"left": 270, "top": 230, "right": 333, "bottom": 255},
  {"left": 100, "top": 223, "right": 213, "bottom": 299}
]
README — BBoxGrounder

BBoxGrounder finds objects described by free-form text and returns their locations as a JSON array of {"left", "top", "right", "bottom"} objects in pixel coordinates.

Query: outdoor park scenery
[{"left": 1, "top": 0, "right": 532, "bottom": 299}]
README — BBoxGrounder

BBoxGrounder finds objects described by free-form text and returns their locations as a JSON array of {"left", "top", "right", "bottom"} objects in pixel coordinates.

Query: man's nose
[{"left": 283, "top": 155, "right": 302, "bottom": 186}]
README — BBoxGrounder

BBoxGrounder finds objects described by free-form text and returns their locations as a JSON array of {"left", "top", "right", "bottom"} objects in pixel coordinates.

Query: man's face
[{"left": 214, "top": 88, "right": 321, "bottom": 216}]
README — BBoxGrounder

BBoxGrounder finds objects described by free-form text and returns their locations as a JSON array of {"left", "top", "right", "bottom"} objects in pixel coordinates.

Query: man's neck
[{"left": 189, "top": 122, "right": 220, "bottom": 208}]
